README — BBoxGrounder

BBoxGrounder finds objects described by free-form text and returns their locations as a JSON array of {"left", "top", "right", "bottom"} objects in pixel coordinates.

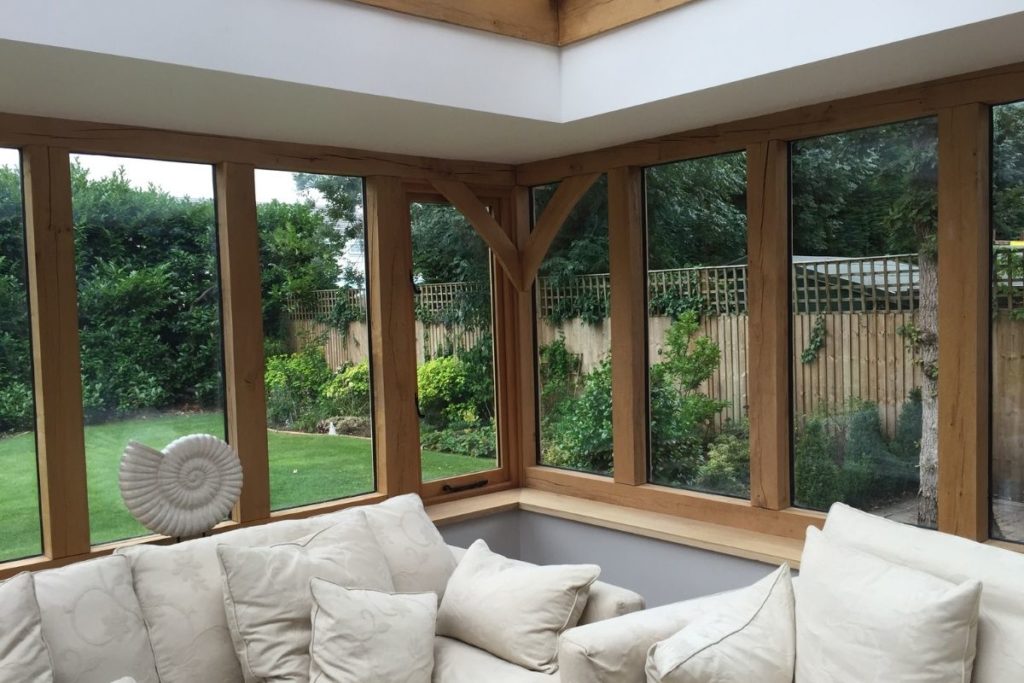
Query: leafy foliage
[{"left": 794, "top": 395, "right": 921, "bottom": 510}]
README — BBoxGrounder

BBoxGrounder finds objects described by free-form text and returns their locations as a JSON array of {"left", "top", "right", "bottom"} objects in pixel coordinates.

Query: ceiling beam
[{"left": 346, "top": 0, "right": 559, "bottom": 45}]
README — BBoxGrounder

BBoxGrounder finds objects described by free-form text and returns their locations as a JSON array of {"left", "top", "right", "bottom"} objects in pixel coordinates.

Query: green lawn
[{"left": 0, "top": 412, "right": 490, "bottom": 560}]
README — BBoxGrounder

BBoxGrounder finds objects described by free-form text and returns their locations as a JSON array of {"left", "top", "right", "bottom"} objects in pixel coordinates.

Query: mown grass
[{"left": 0, "top": 412, "right": 489, "bottom": 560}]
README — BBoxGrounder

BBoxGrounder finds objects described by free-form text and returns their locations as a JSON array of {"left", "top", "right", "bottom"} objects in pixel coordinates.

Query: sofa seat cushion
[
  {"left": 824, "top": 502, "right": 1024, "bottom": 683},
  {"left": 0, "top": 572, "right": 53, "bottom": 683},
  {"left": 34, "top": 556, "right": 159, "bottom": 683},
  {"left": 116, "top": 508, "right": 355, "bottom": 683},
  {"left": 433, "top": 637, "right": 556, "bottom": 683}
]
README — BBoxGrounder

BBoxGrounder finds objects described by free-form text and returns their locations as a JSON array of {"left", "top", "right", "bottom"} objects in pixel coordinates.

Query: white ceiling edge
[
  {"left": 560, "top": 0, "right": 1024, "bottom": 121},
  {"left": 0, "top": 1, "right": 1022, "bottom": 165},
  {"left": 0, "top": 0, "right": 562, "bottom": 121}
]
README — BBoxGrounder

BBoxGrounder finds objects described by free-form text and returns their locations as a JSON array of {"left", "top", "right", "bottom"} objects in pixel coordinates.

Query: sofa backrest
[
  {"left": 823, "top": 503, "right": 1024, "bottom": 683},
  {"left": 115, "top": 508, "right": 354, "bottom": 683},
  {"left": 33, "top": 555, "right": 159, "bottom": 683}
]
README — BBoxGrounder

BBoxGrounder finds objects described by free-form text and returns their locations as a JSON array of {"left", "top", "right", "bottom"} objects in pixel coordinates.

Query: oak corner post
[{"left": 746, "top": 140, "right": 792, "bottom": 511}]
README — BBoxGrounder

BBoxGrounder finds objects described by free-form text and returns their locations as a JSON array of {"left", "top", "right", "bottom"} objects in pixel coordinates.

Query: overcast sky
[{"left": 1, "top": 147, "right": 307, "bottom": 204}]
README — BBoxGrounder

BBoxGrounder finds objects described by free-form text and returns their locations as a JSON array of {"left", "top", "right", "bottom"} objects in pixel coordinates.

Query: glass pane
[
  {"left": 255, "top": 171, "right": 375, "bottom": 510},
  {"left": 0, "top": 148, "right": 42, "bottom": 561},
  {"left": 409, "top": 202, "right": 498, "bottom": 482},
  {"left": 992, "top": 100, "right": 1024, "bottom": 543},
  {"left": 534, "top": 176, "right": 612, "bottom": 475},
  {"left": 72, "top": 155, "right": 225, "bottom": 544},
  {"left": 645, "top": 152, "right": 749, "bottom": 496},
  {"left": 790, "top": 118, "right": 938, "bottom": 527}
]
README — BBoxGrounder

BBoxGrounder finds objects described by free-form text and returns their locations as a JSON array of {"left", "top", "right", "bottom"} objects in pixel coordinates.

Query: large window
[
  {"left": 255, "top": 171, "right": 376, "bottom": 510},
  {"left": 991, "top": 100, "right": 1024, "bottom": 544},
  {"left": 645, "top": 152, "right": 749, "bottom": 496},
  {"left": 0, "top": 148, "right": 41, "bottom": 561},
  {"left": 790, "top": 119, "right": 939, "bottom": 526},
  {"left": 533, "top": 177, "right": 612, "bottom": 475},
  {"left": 72, "top": 155, "right": 225, "bottom": 544},
  {"left": 409, "top": 202, "right": 499, "bottom": 481}
]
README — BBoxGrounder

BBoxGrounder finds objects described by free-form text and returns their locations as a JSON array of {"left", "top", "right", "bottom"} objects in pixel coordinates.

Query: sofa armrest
[
  {"left": 558, "top": 590, "right": 737, "bottom": 683},
  {"left": 578, "top": 581, "right": 645, "bottom": 625}
]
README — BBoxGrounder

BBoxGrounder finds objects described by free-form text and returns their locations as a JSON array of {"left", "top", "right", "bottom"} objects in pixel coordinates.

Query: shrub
[
  {"left": 794, "top": 397, "right": 922, "bottom": 511},
  {"left": 421, "top": 425, "right": 496, "bottom": 460},
  {"left": 417, "top": 355, "right": 472, "bottom": 427},
  {"left": 692, "top": 421, "right": 750, "bottom": 497},
  {"left": 265, "top": 346, "right": 334, "bottom": 431},
  {"left": 543, "top": 360, "right": 613, "bottom": 473},
  {"left": 323, "top": 361, "right": 372, "bottom": 417}
]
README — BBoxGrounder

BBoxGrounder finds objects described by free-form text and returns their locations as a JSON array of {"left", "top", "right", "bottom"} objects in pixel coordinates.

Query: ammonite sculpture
[{"left": 119, "top": 434, "right": 243, "bottom": 538}]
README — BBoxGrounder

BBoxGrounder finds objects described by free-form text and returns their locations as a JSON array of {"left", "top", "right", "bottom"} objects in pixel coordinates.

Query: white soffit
[{"left": 0, "top": 0, "right": 1022, "bottom": 164}]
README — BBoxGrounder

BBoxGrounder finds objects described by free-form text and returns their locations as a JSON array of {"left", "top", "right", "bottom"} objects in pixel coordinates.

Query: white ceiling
[{"left": 0, "top": 0, "right": 1022, "bottom": 164}]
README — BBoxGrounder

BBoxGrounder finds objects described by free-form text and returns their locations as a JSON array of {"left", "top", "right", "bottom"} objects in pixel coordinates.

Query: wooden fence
[{"left": 284, "top": 251, "right": 1024, "bottom": 493}]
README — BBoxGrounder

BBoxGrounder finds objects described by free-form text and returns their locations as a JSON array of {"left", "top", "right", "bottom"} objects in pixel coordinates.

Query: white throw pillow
[
  {"left": 645, "top": 564, "right": 795, "bottom": 683},
  {"left": 796, "top": 526, "right": 981, "bottom": 683},
  {"left": 217, "top": 511, "right": 395, "bottom": 682},
  {"left": 363, "top": 493, "right": 457, "bottom": 600},
  {"left": 0, "top": 572, "right": 53, "bottom": 683},
  {"left": 436, "top": 539, "right": 599, "bottom": 673},
  {"left": 824, "top": 502, "right": 1024, "bottom": 683},
  {"left": 308, "top": 579, "right": 436, "bottom": 683}
]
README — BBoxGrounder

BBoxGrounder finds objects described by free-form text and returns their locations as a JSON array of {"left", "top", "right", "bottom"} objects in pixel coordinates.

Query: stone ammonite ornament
[{"left": 119, "top": 434, "right": 243, "bottom": 538}]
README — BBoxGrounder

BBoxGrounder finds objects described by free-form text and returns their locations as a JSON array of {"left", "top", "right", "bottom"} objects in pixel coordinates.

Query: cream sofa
[
  {"left": 558, "top": 503, "right": 1024, "bottom": 682},
  {"left": 9, "top": 494, "right": 644, "bottom": 683}
]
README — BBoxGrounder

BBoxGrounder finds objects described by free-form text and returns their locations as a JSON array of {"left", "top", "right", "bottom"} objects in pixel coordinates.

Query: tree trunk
[{"left": 917, "top": 252, "right": 939, "bottom": 527}]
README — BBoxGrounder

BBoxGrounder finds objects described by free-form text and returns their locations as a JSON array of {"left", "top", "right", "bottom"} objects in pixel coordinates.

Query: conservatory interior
[{"left": 1, "top": 1, "right": 1024, "bottom": 682}]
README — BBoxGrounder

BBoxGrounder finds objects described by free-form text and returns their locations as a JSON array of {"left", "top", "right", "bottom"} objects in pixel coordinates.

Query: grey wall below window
[{"left": 439, "top": 509, "right": 777, "bottom": 607}]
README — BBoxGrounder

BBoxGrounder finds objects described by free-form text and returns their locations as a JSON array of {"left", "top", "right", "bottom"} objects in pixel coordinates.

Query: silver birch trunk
[{"left": 917, "top": 252, "right": 939, "bottom": 527}]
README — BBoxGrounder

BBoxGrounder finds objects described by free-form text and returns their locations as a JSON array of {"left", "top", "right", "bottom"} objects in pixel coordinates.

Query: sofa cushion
[
  {"left": 116, "top": 509, "right": 349, "bottom": 683},
  {"left": 824, "top": 502, "right": 1024, "bottom": 683},
  {"left": 218, "top": 512, "right": 394, "bottom": 682},
  {"left": 365, "top": 494, "right": 457, "bottom": 600},
  {"left": 437, "top": 539, "right": 599, "bottom": 673},
  {"left": 309, "top": 579, "right": 436, "bottom": 683},
  {"left": 33, "top": 555, "right": 159, "bottom": 683},
  {"left": 646, "top": 564, "right": 795, "bottom": 683},
  {"left": 433, "top": 637, "right": 556, "bottom": 683},
  {"left": 0, "top": 572, "right": 53, "bottom": 683},
  {"left": 797, "top": 526, "right": 981, "bottom": 683}
]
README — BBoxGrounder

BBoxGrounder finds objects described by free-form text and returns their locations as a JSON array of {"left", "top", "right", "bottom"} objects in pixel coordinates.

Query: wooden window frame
[{"left": 3, "top": 61, "right": 1024, "bottom": 578}]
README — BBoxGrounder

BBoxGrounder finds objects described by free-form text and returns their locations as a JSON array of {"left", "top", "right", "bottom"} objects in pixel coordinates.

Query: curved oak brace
[
  {"left": 520, "top": 172, "right": 601, "bottom": 289},
  {"left": 430, "top": 178, "right": 525, "bottom": 290}
]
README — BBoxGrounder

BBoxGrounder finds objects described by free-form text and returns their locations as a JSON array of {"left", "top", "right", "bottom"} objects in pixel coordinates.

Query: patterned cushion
[
  {"left": 0, "top": 572, "right": 53, "bottom": 683},
  {"left": 363, "top": 494, "right": 458, "bottom": 600},
  {"left": 33, "top": 556, "right": 158, "bottom": 683},
  {"left": 217, "top": 512, "right": 394, "bottom": 682},
  {"left": 308, "top": 580, "right": 436, "bottom": 683}
]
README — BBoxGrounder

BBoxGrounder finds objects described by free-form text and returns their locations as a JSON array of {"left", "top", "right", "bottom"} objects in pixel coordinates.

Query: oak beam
[
  {"left": 608, "top": 167, "right": 647, "bottom": 485},
  {"left": 430, "top": 179, "right": 523, "bottom": 290},
  {"left": 746, "top": 141, "right": 791, "bottom": 510},
  {"left": 366, "top": 176, "right": 421, "bottom": 495},
  {"left": 937, "top": 103, "right": 991, "bottom": 541},
  {"left": 22, "top": 146, "right": 91, "bottom": 558},
  {"left": 216, "top": 162, "right": 271, "bottom": 523},
  {"left": 521, "top": 172, "right": 602, "bottom": 287}
]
